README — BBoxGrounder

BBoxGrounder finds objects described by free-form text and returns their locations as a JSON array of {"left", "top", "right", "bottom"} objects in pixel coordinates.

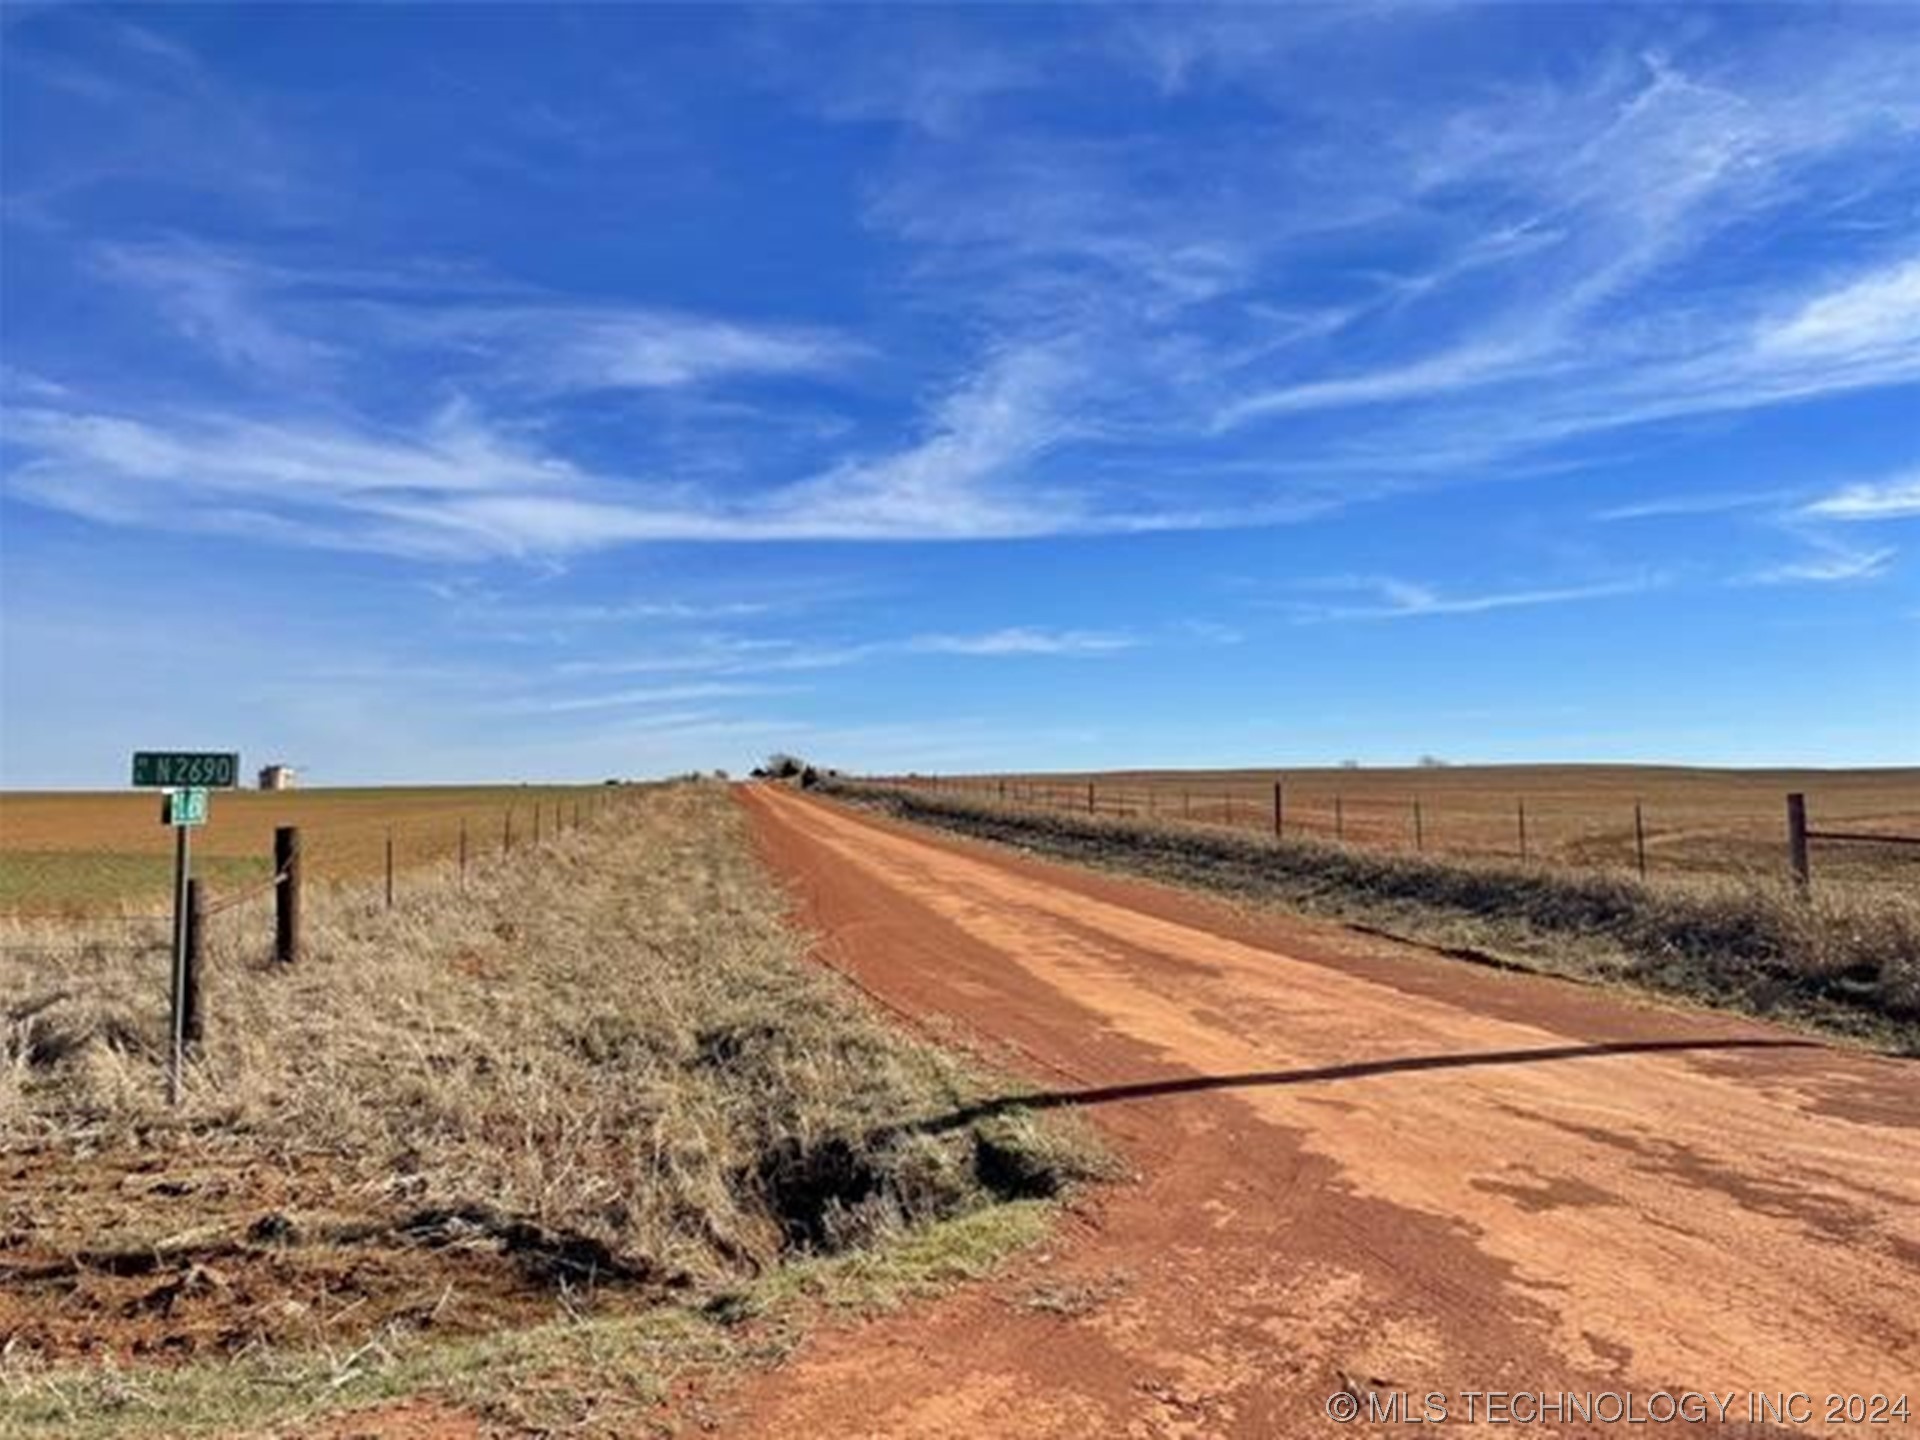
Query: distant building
[{"left": 258, "top": 764, "right": 297, "bottom": 791}]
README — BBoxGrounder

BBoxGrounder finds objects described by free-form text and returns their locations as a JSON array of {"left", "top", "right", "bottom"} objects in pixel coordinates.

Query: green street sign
[
  {"left": 163, "top": 787, "right": 210, "bottom": 827},
  {"left": 133, "top": 752, "right": 240, "bottom": 788}
]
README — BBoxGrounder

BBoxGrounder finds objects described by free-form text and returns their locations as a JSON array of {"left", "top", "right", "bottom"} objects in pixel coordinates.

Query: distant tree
[
  {"left": 1340, "top": 758, "right": 1361, "bottom": 770},
  {"left": 1417, "top": 754, "right": 1450, "bottom": 769},
  {"left": 761, "top": 753, "right": 807, "bottom": 779},
  {"left": 712, "top": 768, "right": 730, "bottom": 781}
]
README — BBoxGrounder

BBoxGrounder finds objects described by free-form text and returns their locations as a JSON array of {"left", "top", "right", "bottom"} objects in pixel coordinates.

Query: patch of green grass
[{"left": 0, "top": 1202, "right": 1056, "bottom": 1440}]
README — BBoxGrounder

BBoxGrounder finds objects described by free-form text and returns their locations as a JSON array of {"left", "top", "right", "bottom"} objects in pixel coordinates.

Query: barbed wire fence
[
  {"left": 1, "top": 787, "right": 647, "bottom": 1097},
  {"left": 868, "top": 774, "right": 1920, "bottom": 895}
]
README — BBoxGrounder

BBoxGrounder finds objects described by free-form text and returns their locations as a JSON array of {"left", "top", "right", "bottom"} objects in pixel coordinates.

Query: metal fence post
[
  {"left": 1517, "top": 800, "right": 1528, "bottom": 862},
  {"left": 274, "top": 826, "right": 301, "bottom": 966},
  {"left": 1335, "top": 795, "right": 1344, "bottom": 841},
  {"left": 459, "top": 819, "right": 469, "bottom": 888},
  {"left": 1634, "top": 801, "right": 1647, "bottom": 880},
  {"left": 1787, "top": 792, "right": 1811, "bottom": 894},
  {"left": 385, "top": 827, "right": 395, "bottom": 908},
  {"left": 1413, "top": 797, "right": 1424, "bottom": 852},
  {"left": 1273, "top": 780, "right": 1284, "bottom": 839}
]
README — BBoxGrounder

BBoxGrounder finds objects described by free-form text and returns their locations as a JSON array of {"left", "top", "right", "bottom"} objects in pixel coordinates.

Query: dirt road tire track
[{"left": 725, "top": 786, "right": 1917, "bottom": 1438}]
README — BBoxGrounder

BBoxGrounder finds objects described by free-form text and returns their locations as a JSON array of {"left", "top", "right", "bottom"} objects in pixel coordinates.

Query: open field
[
  {"left": 892, "top": 763, "right": 1920, "bottom": 896},
  {"left": 713, "top": 787, "right": 1920, "bottom": 1437},
  {"left": 0, "top": 782, "right": 1100, "bottom": 1436},
  {"left": 0, "top": 785, "right": 610, "bottom": 915}
]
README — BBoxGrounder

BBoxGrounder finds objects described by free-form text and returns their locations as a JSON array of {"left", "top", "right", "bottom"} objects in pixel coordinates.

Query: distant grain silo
[{"left": 258, "top": 764, "right": 297, "bottom": 791}]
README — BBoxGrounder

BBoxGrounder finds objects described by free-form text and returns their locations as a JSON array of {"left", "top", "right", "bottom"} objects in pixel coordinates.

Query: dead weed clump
[{"left": 829, "top": 781, "right": 1920, "bottom": 1052}]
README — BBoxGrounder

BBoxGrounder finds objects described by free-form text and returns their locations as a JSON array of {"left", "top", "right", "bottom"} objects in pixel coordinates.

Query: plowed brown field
[{"left": 0, "top": 785, "right": 607, "bottom": 913}]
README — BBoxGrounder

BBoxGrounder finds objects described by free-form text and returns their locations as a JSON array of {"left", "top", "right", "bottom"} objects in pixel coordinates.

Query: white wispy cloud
[
  {"left": 1285, "top": 574, "right": 1666, "bottom": 622},
  {"left": 2, "top": 15, "right": 323, "bottom": 227},
  {"left": 1, "top": 332, "right": 1212, "bottom": 554},
  {"left": 95, "top": 240, "right": 337, "bottom": 378},
  {"left": 0, "top": 364, "right": 72, "bottom": 401},
  {"left": 904, "top": 627, "right": 1135, "bottom": 656},
  {"left": 499, "top": 682, "right": 784, "bottom": 715},
  {"left": 1204, "top": 37, "right": 1920, "bottom": 460},
  {"left": 368, "top": 301, "right": 853, "bottom": 395},
  {"left": 1593, "top": 490, "right": 1794, "bottom": 522},
  {"left": 421, "top": 583, "right": 780, "bottom": 627},
  {"left": 93, "top": 237, "right": 852, "bottom": 394},
  {"left": 1801, "top": 469, "right": 1920, "bottom": 522},
  {"left": 1756, "top": 255, "right": 1920, "bottom": 365},
  {"left": 1217, "top": 339, "right": 1541, "bottom": 426},
  {"left": 763, "top": 344, "right": 1089, "bottom": 538},
  {"left": 556, "top": 626, "right": 1138, "bottom": 678},
  {"left": 1744, "top": 545, "right": 1894, "bottom": 585}
]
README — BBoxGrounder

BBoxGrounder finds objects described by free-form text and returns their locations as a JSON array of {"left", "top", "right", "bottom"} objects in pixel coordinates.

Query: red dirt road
[{"left": 730, "top": 787, "right": 1918, "bottom": 1438}]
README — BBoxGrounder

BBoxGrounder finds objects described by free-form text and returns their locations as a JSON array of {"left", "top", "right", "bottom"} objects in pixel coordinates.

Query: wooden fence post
[
  {"left": 1183, "top": 791, "right": 1191, "bottom": 820},
  {"left": 1787, "top": 792, "right": 1811, "bottom": 893},
  {"left": 1335, "top": 795, "right": 1344, "bottom": 841},
  {"left": 385, "top": 828, "right": 395, "bottom": 908},
  {"left": 274, "top": 825, "right": 301, "bottom": 966},
  {"left": 1517, "top": 800, "right": 1528, "bottom": 862},
  {"left": 1087, "top": 781, "right": 1096, "bottom": 815},
  {"left": 459, "top": 819, "right": 469, "bottom": 888},
  {"left": 1273, "top": 780, "right": 1284, "bottom": 839},
  {"left": 183, "top": 878, "right": 204, "bottom": 1049},
  {"left": 1634, "top": 802, "right": 1647, "bottom": 880},
  {"left": 1413, "top": 797, "right": 1424, "bottom": 851},
  {"left": 504, "top": 809, "right": 513, "bottom": 854},
  {"left": 533, "top": 803, "right": 542, "bottom": 845}
]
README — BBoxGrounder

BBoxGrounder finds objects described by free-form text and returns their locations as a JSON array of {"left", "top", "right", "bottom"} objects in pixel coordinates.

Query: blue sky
[{"left": 2, "top": 4, "right": 1916, "bottom": 786}]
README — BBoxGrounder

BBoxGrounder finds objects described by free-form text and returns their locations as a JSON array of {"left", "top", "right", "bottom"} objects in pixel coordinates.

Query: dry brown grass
[
  {"left": 832, "top": 780, "right": 1920, "bottom": 1054},
  {"left": 0, "top": 782, "right": 1101, "bottom": 1390},
  {"left": 910, "top": 764, "right": 1920, "bottom": 897}
]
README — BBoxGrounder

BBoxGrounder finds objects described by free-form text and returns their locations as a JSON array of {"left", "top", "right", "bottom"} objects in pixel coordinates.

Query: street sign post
[
  {"left": 139, "top": 752, "right": 236, "bottom": 1104},
  {"left": 133, "top": 752, "right": 240, "bottom": 789}
]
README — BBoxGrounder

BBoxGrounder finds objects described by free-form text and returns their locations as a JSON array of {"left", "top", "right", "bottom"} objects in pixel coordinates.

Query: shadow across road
[{"left": 906, "top": 1036, "right": 1822, "bottom": 1137}]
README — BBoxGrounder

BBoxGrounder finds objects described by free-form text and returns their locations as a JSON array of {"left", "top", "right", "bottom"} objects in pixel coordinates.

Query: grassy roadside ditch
[
  {"left": 823, "top": 780, "right": 1920, "bottom": 1055},
  {"left": 0, "top": 781, "right": 1105, "bottom": 1437}
]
